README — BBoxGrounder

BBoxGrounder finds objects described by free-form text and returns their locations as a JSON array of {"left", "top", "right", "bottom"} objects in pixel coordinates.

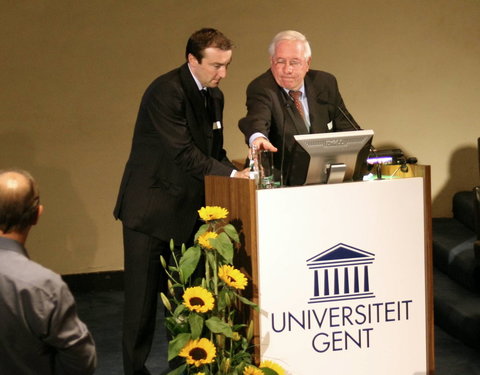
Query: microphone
[
  {"left": 316, "top": 98, "right": 362, "bottom": 131},
  {"left": 318, "top": 99, "right": 378, "bottom": 174},
  {"left": 337, "top": 104, "right": 377, "bottom": 155},
  {"left": 318, "top": 98, "right": 377, "bottom": 155},
  {"left": 336, "top": 106, "right": 362, "bottom": 131},
  {"left": 280, "top": 99, "right": 291, "bottom": 186}
]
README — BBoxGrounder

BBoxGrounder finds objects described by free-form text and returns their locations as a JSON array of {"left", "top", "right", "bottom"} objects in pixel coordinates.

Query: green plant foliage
[{"left": 161, "top": 206, "right": 284, "bottom": 375}]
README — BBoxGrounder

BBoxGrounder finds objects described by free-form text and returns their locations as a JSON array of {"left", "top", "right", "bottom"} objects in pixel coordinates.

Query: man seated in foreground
[{"left": 0, "top": 169, "right": 96, "bottom": 375}]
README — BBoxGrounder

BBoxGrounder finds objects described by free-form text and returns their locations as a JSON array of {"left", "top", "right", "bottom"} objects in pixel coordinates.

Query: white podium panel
[{"left": 256, "top": 178, "right": 427, "bottom": 375}]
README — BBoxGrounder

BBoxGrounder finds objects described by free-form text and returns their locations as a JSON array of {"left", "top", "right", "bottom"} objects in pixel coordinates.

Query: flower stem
[
  {"left": 205, "top": 250, "right": 210, "bottom": 289},
  {"left": 213, "top": 251, "right": 219, "bottom": 297}
]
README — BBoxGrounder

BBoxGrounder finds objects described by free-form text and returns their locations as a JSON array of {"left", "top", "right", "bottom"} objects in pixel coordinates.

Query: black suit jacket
[
  {"left": 238, "top": 69, "right": 358, "bottom": 178},
  {"left": 114, "top": 63, "right": 234, "bottom": 244}
]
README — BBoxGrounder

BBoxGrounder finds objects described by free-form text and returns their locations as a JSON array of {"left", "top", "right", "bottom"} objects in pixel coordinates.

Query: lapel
[
  {"left": 305, "top": 73, "right": 331, "bottom": 133},
  {"left": 179, "top": 64, "right": 212, "bottom": 154}
]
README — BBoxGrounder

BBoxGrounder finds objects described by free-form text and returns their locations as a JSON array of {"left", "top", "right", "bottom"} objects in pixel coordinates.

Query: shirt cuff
[{"left": 248, "top": 132, "right": 268, "bottom": 147}]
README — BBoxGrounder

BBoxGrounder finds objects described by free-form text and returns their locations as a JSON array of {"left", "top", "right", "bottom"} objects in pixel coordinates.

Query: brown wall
[{"left": 1, "top": 1, "right": 479, "bottom": 274}]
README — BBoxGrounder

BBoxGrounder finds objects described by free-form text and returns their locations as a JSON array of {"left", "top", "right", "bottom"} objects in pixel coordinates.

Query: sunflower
[
  {"left": 183, "top": 286, "right": 215, "bottom": 313},
  {"left": 198, "top": 231, "right": 218, "bottom": 250},
  {"left": 179, "top": 338, "right": 216, "bottom": 367},
  {"left": 243, "top": 365, "right": 263, "bottom": 375},
  {"left": 260, "top": 360, "right": 286, "bottom": 375},
  {"left": 198, "top": 206, "right": 229, "bottom": 222},
  {"left": 218, "top": 265, "right": 248, "bottom": 290}
]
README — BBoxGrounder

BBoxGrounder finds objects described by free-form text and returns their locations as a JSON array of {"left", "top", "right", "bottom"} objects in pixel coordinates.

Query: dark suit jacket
[
  {"left": 238, "top": 69, "right": 358, "bottom": 179},
  {"left": 114, "top": 63, "right": 234, "bottom": 244}
]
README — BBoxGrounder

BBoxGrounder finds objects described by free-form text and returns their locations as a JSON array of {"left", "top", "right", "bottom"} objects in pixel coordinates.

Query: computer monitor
[{"left": 286, "top": 129, "right": 374, "bottom": 186}]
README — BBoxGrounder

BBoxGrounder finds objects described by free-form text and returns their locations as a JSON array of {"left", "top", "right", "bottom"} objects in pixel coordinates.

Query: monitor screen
[{"left": 286, "top": 130, "right": 374, "bottom": 186}]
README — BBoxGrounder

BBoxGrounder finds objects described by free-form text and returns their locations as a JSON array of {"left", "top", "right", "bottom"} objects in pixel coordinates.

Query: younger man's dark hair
[{"left": 185, "top": 28, "right": 233, "bottom": 63}]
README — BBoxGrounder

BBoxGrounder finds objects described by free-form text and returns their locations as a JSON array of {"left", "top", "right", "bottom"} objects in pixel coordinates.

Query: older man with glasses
[{"left": 239, "top": 30, "right": 360, "bottom": 183}]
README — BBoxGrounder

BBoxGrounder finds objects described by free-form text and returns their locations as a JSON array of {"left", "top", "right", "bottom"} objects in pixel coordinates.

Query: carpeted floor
[{"left": 74, "top": 290, "right": 480, "bottom": 375}]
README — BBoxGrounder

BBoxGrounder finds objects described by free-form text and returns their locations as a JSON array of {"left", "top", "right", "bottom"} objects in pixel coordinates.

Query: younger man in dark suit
[{"left": 113, "top": 28, "right": 248, "bottom": 375}]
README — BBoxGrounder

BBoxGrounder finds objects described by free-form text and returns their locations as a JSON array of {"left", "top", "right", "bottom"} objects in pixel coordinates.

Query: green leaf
[
  {"left": 260, "top": 368, "right": 278, "bottom": 375},
  {"left": 205, "top": 316, "right": 233, "bottom": 337},
  {"left": 179, "top": 246, "right": 201, "bottom": 281},
  {"left": 223, "top": 223, "right": 239, "bottom": 243},
  {"left": 241, "top": 336, "right": 249, "bottom": 350},
  {"left": 168, "top": 265, "right": 178, "bottom": 273},
  {"left": 164, "top": 317, "right": 189, "bottom": 336},
  {"left": 232, "top": 323, "right": 247, "bottom": 330},
  {"left": 236, "top": 293, "right": 259, "bottom": 311},
  {"left": 211, "top": 232, "right": 233, "bottom": 264},
  {"left": 188, "top": 312, "right": 204, "bottom": 339},
  {"left": 166, "top": 363, "right": 186, "bottom": 375},
  {"left": 206, "top": 250, "right": 216, "bottom": 272},
  {"left": 167, "top": 332, "right": 191, "bottom": 361},
  {"left": 217, "top": 288, "right": 229, "bottom": 311},
  {"left": 173, "top": 303, "right": 186, "bottom": 317}
]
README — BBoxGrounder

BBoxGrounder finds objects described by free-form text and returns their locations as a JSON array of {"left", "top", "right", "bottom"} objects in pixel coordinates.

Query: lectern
[{"left": 205, "top": 165, "right": 433, "bottom": 375}]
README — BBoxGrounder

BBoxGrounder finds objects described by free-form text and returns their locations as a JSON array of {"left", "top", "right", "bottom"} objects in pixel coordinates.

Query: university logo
[{"left": 306, "top": 243, "right": 375, "bottom": 304}]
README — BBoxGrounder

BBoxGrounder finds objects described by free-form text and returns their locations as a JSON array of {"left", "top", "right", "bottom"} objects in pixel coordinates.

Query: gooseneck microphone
[
  {"left": 326, "top": 101, "right": 377, "bottom": 155},
  {"left": 336, "top": 105, "right": 362, "bottom": 131},
  {"left": 280, "top": 99, "right": 291, "bottom": 186},
  {"left": 316, "top": 97, "right": 359, "bottom": 129}
]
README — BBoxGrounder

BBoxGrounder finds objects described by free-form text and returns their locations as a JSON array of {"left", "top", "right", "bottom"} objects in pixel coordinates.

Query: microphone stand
[
  {"left": 336, "top": 105, "right": 381, "bottom": 178},
  {"left": 280, "top": 100, "right": 290, "bottom": 187}
]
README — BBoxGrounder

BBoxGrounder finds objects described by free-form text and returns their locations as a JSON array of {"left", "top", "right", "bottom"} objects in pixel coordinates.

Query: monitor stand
[{"left": 326, "top": 163, "right": 346, "bottom": 184}]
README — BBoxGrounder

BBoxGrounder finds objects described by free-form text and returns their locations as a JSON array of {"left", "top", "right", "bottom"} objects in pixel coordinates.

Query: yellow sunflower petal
[
  {"left": 218, "top": 265, "right": 248, "bottom": 290},
  {"left": 198, "top": 231, "right": 218, "bottom": 250},
  {"left": 182, "top": 286, "right": 215, "bottom": 313},
  {"left": 260, "top": 360, "right": 286, "bottom": 375},
  {"left": 198, "top": 206, "right": 229, "bottom": 222},
  {"left": 243, "top": 365, "right": 263, "bottom": 375},
  {"left": 179, "top": 338, "right": 217, "bottom": 367}
]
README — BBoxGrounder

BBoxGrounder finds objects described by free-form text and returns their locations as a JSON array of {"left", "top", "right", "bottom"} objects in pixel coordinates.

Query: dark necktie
[{"left": 201, "top": 89, "right": 212, "bottom": 120}]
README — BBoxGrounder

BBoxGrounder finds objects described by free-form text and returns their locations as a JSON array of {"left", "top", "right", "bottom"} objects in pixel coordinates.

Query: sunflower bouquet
[{"left": 161, "top": 206, "right": 285, "bottom": 375}]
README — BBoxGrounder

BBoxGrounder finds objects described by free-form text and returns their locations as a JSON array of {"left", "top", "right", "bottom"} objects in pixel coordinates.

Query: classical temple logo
[{"left": 306, "top": 243, "right": 375, "bottom": 304}]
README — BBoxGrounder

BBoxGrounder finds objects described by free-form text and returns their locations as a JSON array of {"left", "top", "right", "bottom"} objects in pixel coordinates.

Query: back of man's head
[{"left": 0, "top": 169, "right": 40, "bottom": 234}]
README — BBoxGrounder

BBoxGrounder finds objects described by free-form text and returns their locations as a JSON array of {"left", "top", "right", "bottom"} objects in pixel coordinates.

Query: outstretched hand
[{"left": 252, "top": 137, "right": 278, "bottom": 152}]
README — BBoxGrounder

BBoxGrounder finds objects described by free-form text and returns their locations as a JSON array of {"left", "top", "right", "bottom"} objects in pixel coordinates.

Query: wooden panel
[
  {"left": 417, "top": 165, "right": 435, "bottom": 374},
  {"left": 204, "top": 176, "right": 260, "bottom": 358},
  {"left": 384, "top": 164, "right": 434, "bottom": 372},
  {"left": 392, "top": 164, "right": 434, "bottom": 373}
]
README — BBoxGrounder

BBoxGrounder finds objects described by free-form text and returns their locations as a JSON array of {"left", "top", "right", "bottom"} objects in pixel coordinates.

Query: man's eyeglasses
[{"left": 272, "top": 58, "right": 304, "bottom": 68}]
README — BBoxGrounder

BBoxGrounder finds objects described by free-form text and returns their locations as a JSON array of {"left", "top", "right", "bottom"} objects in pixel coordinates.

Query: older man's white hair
[{"left": 268, "top": 30, "right": 312, "bottom": 60}]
